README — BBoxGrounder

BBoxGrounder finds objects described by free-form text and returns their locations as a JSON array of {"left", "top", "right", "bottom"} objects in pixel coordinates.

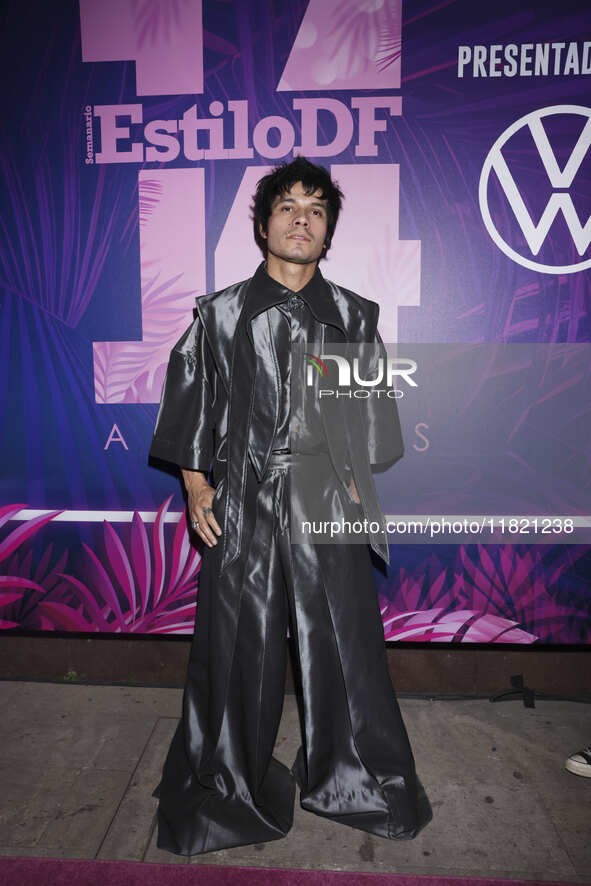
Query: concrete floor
[{"left": 0, "top": 680, "right": 589, "bottom": 882}]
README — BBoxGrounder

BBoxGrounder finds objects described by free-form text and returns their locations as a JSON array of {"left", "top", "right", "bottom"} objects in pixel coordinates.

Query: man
[{"left": 149, "top": 157, "right": 432, "bottom": 855}]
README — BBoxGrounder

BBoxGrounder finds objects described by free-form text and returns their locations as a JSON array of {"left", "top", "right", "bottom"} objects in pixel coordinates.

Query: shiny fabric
[
  {"left": 152, "top": 452, "right": 432, "bottom": 855},
  {"left": 267, "top": 294, "right": 326, "bottom": 453},
  {"left": 149, "top": 262, "right": 404, "bottom": 573},
  {"left": 149, "top": 265, "right": 432, "bottom": 855}
]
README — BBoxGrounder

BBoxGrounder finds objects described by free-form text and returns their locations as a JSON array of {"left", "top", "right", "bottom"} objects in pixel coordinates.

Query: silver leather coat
[{"left": 149, "top": 262, "right": 404, "bottom": 573}]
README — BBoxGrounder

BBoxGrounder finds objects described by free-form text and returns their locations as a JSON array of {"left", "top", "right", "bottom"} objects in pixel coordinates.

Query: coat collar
[{"left": 244, "top": 261, "right": 347, "bottom": 344}]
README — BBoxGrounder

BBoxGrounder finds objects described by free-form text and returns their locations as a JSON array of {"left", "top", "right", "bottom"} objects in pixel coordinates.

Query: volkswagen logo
[{"left": 479, "top": 105, "right": 591, "bottom": 274}]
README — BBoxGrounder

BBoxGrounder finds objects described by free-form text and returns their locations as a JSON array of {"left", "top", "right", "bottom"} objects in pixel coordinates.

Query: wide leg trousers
[{"left": 152, "top": 451, "right": 432, "bottom": 855}]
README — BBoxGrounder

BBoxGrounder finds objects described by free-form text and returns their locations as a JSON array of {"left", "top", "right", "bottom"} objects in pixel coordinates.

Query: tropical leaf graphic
[
  {"left": 0, "top": 498, "right": 201, "bottom": 634},
  {"left": 93, "top": 271, "right": 198, "bottom": 403},
  {"left": 52, "top": 495, "right": 201, "bottom": 633},
  {"left": 138, "top": 178, "right": 164, "bottom": 231},
  {"left": 0, "top": 504, "right": 69, "bottom": 629},
  {"left": 328, "top": 0, "right": 401, "bottom": 79},
  {"left": 132, "top": 0, "right": 188, "bottom": 47},
  {"left": 0, "top": 123, "right": 123, "bottom": 329},
  {"left": 1, "top": 503, "right": 589, "bottom": 641},
  {"left": 378, "top": 542, "right": 591, "bottom": 644},
  {"left": 379, "top": 605, "right": 537, "bottom": 643}
]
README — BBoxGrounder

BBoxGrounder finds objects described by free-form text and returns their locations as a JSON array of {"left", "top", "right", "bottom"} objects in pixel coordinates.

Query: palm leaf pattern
[
  {"left": 0, "top": 498, "right": 201, "bottom": 633},
  {"left": 1, "top": 503, "right": 589, "bottom": 641},
  {"left": 378, "top": 543, "right": 591, "bottom": 643}
]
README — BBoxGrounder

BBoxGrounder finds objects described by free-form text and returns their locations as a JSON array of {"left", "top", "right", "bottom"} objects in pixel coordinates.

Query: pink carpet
[{"left": 0, "top": 856, "right": 581, "bottom": 886}]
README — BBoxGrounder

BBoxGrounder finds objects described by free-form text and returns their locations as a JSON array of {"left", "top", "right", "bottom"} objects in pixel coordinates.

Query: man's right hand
[{"left": 181, "top": 469, "right": 222, "bottom": 547}]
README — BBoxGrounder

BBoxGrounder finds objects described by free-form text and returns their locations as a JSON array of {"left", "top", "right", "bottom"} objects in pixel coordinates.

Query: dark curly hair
[{"left": 251, "top": 156, "right": 344, "bottom": 259}]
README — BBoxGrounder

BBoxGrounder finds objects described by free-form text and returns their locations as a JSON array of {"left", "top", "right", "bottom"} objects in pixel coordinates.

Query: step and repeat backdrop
[{"left": 1, "top": 0, "right": 590, "bottom": 641}]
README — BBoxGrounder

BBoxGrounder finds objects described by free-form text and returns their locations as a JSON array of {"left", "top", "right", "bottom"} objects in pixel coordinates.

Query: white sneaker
[{"left": 565, "top": 746, "right": 591, "bottom": 777}]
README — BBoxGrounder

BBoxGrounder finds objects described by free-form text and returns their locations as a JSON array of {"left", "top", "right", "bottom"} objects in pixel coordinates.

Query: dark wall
[{"left": 1, "top": 635, "right": 590, "bottom": 697}]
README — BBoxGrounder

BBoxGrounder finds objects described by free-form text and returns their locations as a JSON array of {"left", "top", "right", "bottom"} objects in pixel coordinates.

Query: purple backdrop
[{"left": 1, "top": 0, "right": 590, "bottom": 642}]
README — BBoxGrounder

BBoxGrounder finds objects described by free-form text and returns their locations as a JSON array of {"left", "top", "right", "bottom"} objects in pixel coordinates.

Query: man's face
[{"left": 261, "top": 181, "right": 329, "bottom": 267}]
